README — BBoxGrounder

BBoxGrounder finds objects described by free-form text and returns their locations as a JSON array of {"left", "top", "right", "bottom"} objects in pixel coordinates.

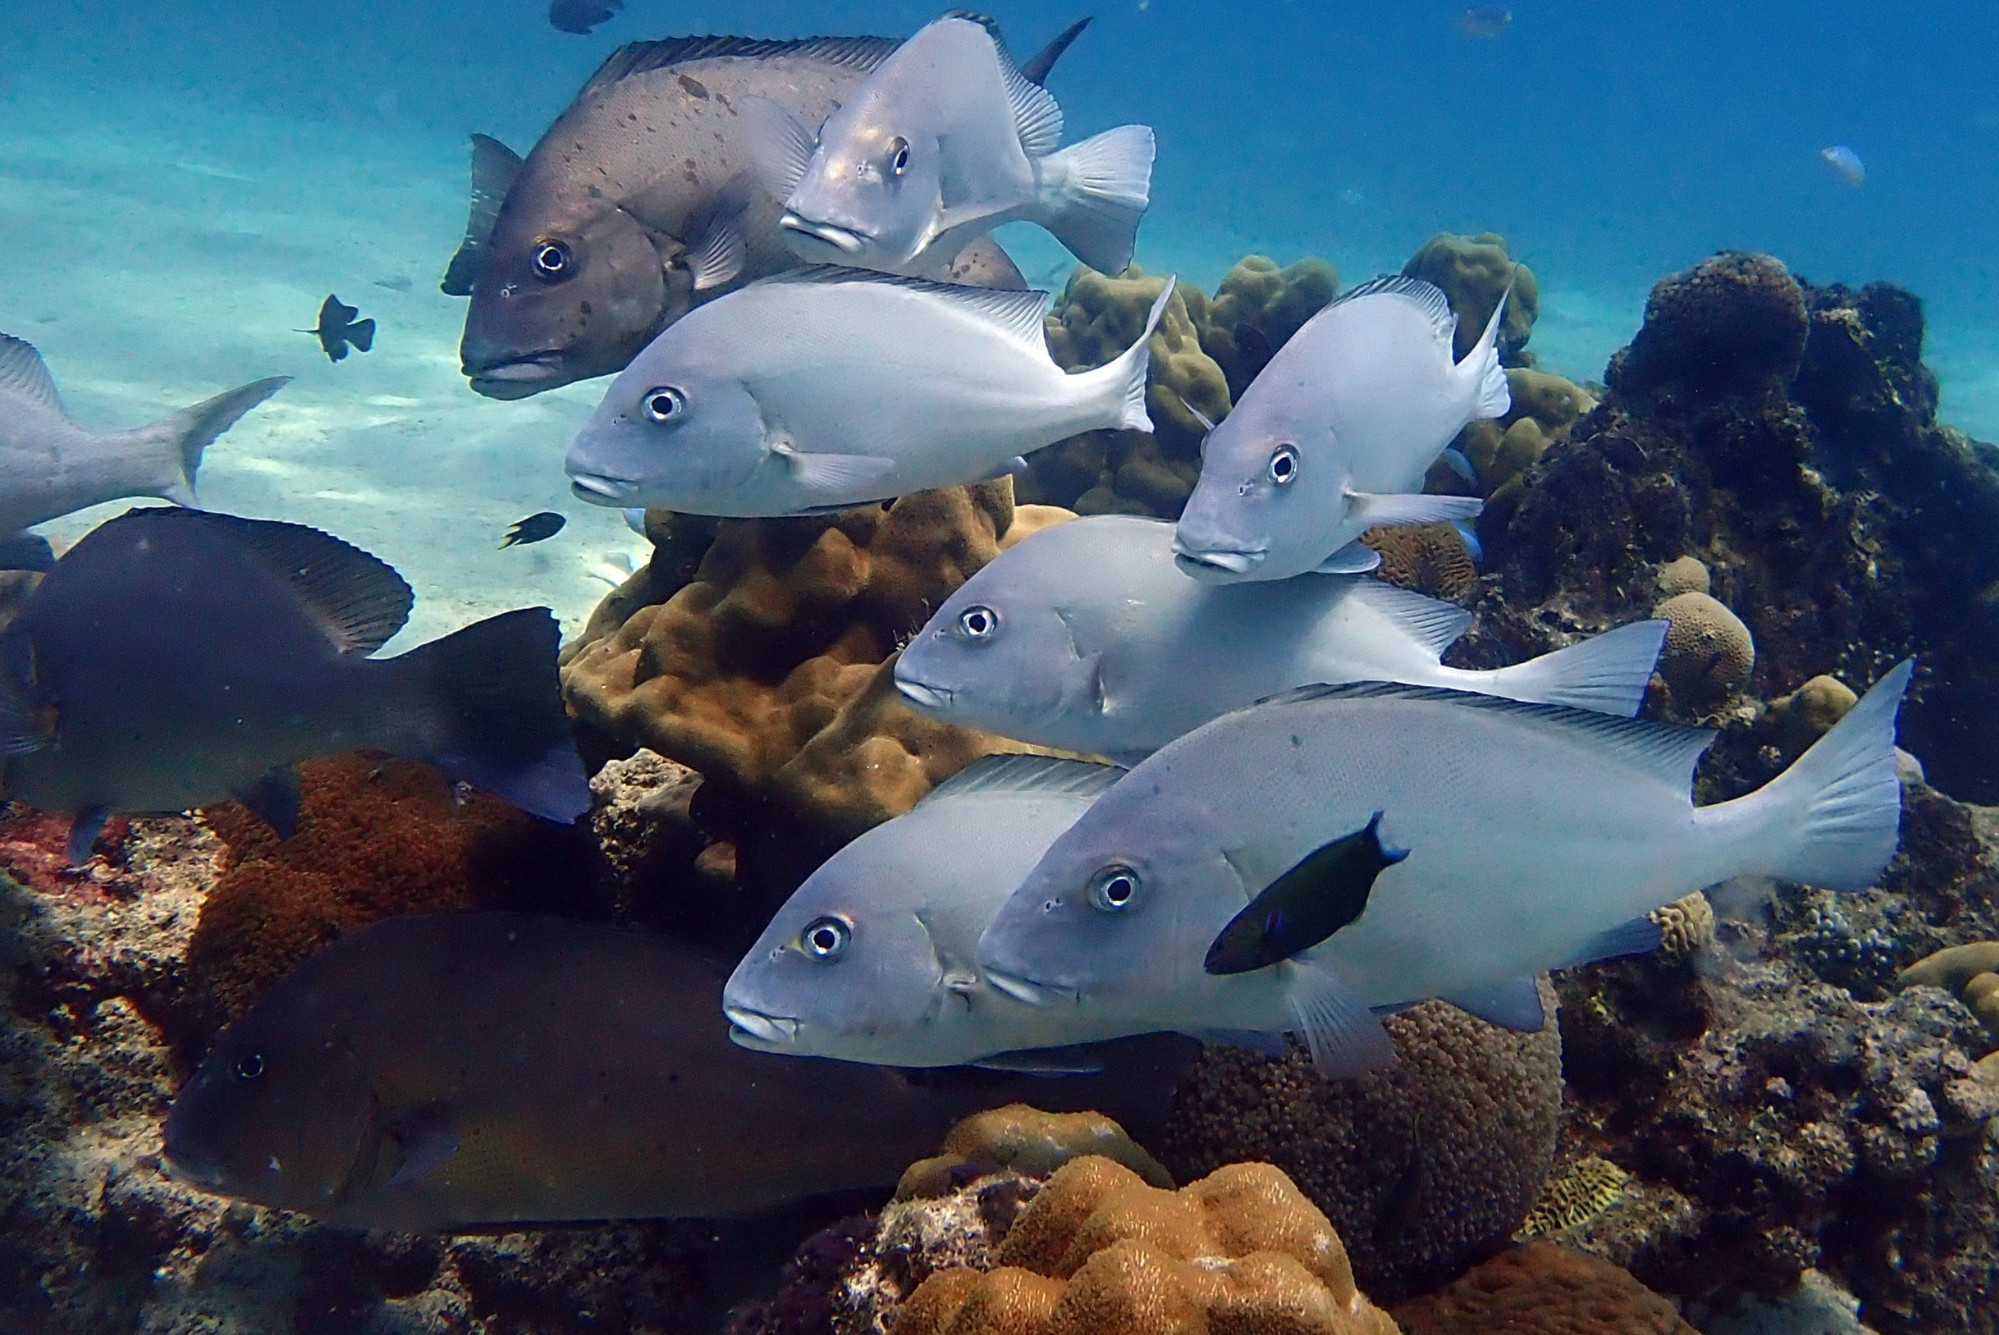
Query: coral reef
[
  {"left": 1898, "top": 942, "right": 1999, "bottom": 1042},
  {"left": 183, "top": 753, "right": 585, "bottom": 1032},
  {"left": 896, "top": 1106, "right": 1173, "bottom": 1200},
  {"left": 1201, "top": 255, "right": 1341, "bottom": 397},
  {"left": 1651, "top": 590, "right": 1757, "bottom": 709},
  {"left": 1361, "top": 523, "right": 1480, "bottom": 602},
  {"left": 1389, "top": 1242, "right": 1696, "bottom": 1334},
  {"left": 1156, "top": 986, "right": 1563, "bottom": 1301},
  {"left": 1401, "top": 232, "right": 1540, "bottom": 365},
  {"left": 1648, "top": 893, "right": 1717, "bottom": 963},
  {"left": 1654, "top": 556, "right": 1711, "bottom": 598}
]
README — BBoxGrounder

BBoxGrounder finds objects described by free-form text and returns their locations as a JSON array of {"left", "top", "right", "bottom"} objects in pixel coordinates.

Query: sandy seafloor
[{"left": 4, "top": 76, "right": 1996, "bottom": 651}]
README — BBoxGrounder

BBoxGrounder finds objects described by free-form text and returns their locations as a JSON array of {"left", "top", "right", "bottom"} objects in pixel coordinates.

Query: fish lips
[
  {"left": 1169, "top": 540, "right": 1266, "bottom": 583},
  {"left": 159, "top": 1143, "right": 229, "bottom": 1191},
  {"left": 982, "top": 968, "right": 1080, "bottom": 1009},
  {"left": 892, "top": 675, "right": 954, "bottom": 714},
  {"left": 568, "top": 470, "right": 642, "bottom": 505},
  {"left": 725, "top": 1006, "right": 801, "bottom": 1049},
  {"left": 463, "top": 351, "right": 567, "bottom": 401},
  {"left": 778, "top": 212, "right": 870, "bottom": 260}
]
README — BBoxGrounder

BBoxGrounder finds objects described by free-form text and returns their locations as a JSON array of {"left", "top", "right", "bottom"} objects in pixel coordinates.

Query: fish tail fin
[
  {"left": 1082, "top": 275, "right": 1174, "bottom": 434},
  {"left": 1483, "top": 620, "right": 1667, "bottom": 717},
  {"left": 1722, "top": 659, "right": 1911, "bottom": 890},
  {"left": 1038, "top": 125, "right": 1155, "bottom": 277},
  {"left": 1462, "top": 277, "right": 1513, "bottom": 419},
  {"left": 389, "top": 607, "right": 591, "bottom": 825},
  {"left": 348, "top": 319, "right": 376, "bottom": 354},
  {"left": 149, "top": 376, "right": 289, "bottom": 507}
]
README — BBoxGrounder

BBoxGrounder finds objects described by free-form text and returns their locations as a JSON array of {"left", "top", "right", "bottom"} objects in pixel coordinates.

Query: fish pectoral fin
[
  {"left": 1557, "top": 914, "right": 1668, "bottom": 969},
  {"left": 0, "top": 534, "right": 55, "bottom": 573},
  {"left": 770, "top": 444, "right": 897, "bottom": 500},
  {"left": 66, "top": 807, "right": 110, "bottom": 866},
  {"left": 1312, "top": 541, "right": 1383, "bottom": 575},
  {"left": 683, "top": 173, "right": 753, "bottom": 292},
  {"left": 237, "top": 767, "right": 304, "bottom": 839},
  {"left": 1285, "top": 958, "right": 1397, "bottom": 1079},
  {"left": 972, "top": 1047, "right": 1105, "bottom": 1076},
  {"left": 1344, "top": 490, "right": 1485, "bottom": 530},
  {"left": 976, "top": 455, "right": 1030, "bottom": 482},
  {"left": 739, "top": 94, "right": 818, "bottom": 198},
  {"left": 1179, "top": 1028, "right": 1289, "bottom": 1059},
  {"left": 384, "top": 1114, "right": 461, "bottom": 1188},
  {"left": 1441, "top": 978, "right": 1547, "bottom": 1032}
]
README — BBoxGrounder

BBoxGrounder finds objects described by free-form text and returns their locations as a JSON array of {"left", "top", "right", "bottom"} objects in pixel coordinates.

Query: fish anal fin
[
  {"left": 1442, "top": 977, "right": 1546, "bottom": 1031},
  {"left": 1340, "top": 579, "right": 1472, "bottom": 659},
  {"left": 1285, "top": 959, "right": 1397, "bottom": 1079},
  {"left": 1558, "top": 915, "right": 1667, "bottom": 969}
]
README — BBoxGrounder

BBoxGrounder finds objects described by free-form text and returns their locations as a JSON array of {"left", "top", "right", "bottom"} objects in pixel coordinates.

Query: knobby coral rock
[
  {"left": 1389, "top": 1242, "right": 1697, "bottom": 1334},
  {"left": 1402, "top": 232, "right": 1540, "bottom": 365},
  {"left": 1202, "top": 254, "right": 1341, "bottom": 397},
  {"left": 896, "top": 1106, "right": 1173, "bottom": 1201},
  {"left": 1651, "top": 591, "right": 1756, "bottom": 707},
  {"left": 1156, "top": 986, "right": 1563, "bottom": 1300},
  {"left": 1898, "top": 941, "right": 1999, "bottom": 1042},
  {"left": 1605, "top": 252, "right": 1809, "bottom": 400}
]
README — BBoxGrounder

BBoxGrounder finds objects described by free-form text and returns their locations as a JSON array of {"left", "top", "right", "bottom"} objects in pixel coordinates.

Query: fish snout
[
  {"left": 778, "top": 211, "right": 870, "bottom": 259},
  {"left": 983, "top": 968, "right": 1079, "bottom": 1009},
  {"left": 159, "top": 1145, "right": 228, "bottom": 1191},
  {"left": 725, "top": 1006, "right": 801, "bottom": 1049},
  {"left": 1170, "top": 536, "right": 1266, "bottom": 583},
  {"left": 568, "top": 471, "right": 641, "bottom": 505},
  {"left": 892, "top": 674, "right": 953, "bottom": 714},
  {"left": 462, "top": 347, "right": 566, "bottom": 400}
]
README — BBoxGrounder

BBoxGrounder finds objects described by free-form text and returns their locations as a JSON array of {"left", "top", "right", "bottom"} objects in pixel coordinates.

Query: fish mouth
[
  {"left": 779, "top": 212, "right": 868, "bottom": 256},
  {"left": 568, "top": 472, "right": 641, "bottom": 504},
  {"left": 983, "top": 969, "right": 1079, "bottom": 1009},
  {"left": 159, "top": 1147, "right": 227, "bottom": 1191},
  {"left": 464, "top": 351, "right": 565, "bottom": 400},
  {"left": 725, "top": 1006, "right": 800, "bottom": 1048},
  {"left": 893, "top": 676, "right": 953, "bottom": 713},
  {"left": 1170, "top": 541, "right": 1265, "bottom": 582}
]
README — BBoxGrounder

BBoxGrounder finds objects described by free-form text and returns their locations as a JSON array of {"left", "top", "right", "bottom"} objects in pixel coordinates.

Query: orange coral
[
  {"left": 1389, "top": 1243, "right": 1696, "bottom": 1335},
  {"left": 186, "top": 753, "right": 581, "bottom": 1025},
  {"left": 900, "top": 1157, "right": 1401, "bottom": 1335}
]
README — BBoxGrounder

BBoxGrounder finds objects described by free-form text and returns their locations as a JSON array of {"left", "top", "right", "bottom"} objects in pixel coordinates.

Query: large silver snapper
[
  {"left": 1172, "top": 275, "right": 1512, "bottom": 584},
  {"left": 976, "top": 663, "right": 1912, "bottom": 1077},
  {"left": 754, "top": 16, "right": 1154, "bottom": 278},
  {"left": 725, "top": 755, "right": 1138, "bottom": 1069},
  {"left": 893, "top": 513, "right": 1668, "bottom": 763},
  {"left": 0, "top": 333, "right": 285, "bottom": 569},
  {"left": 565, "top": 268, "right": 1170, "bottom": 516}
]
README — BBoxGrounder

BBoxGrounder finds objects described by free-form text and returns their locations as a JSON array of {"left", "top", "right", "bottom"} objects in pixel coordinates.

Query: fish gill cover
[{"left": 1, "top": 2, "right": 1999, "bottom": 1333}]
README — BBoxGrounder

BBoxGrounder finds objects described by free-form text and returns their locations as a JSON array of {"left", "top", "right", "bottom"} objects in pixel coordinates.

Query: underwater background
[{"left": 5, "top": 3, "right": 1999, "bottom": 1334}]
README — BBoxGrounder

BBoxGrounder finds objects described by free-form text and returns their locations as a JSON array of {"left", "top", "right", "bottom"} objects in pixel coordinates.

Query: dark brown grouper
[
  {"left": 448, "top": 18, "right": 1090, "bottom": 398},
  {"left": 0, "top": 508, "right": 589, "bottom": 861},
  {"left": 162, "top": 912, "right": 1191, "bottom": 1231}
]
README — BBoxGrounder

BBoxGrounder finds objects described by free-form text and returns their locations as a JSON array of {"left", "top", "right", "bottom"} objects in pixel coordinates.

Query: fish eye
[
  {"left": 531, "top": 240, "right": 573, "bottom": 281},
  {"left": 800, "top": 915, "right": 851, "bottom": 960},
  {"left": 1268, "top": 445, "right": 1300, "bottom": 485},
  {"left": 888, "top": 136, "right": 911, "bottom": 177},
  {"left": 233, "top": 1052, "right": 265, "bottom": 1081},
  {"left": 642, "top": 387, "right": 687, "bottom": 424},
  {"left": 1086, "top": 864, "right": 1142, "bottom": 914},
  {"left": 956, "top": 604, "right": 999, "bottom": 641}
]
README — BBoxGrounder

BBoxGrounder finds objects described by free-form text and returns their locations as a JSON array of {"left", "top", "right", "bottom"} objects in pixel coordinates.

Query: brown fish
[
  {"left": 163, "top": 912, "right": 1187, "bottom": 1230},
  {"left": 449, "top": 20, "right": 1090, "bottom": 399}
]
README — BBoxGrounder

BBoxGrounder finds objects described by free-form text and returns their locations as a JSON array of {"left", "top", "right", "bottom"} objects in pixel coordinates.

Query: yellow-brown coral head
[
  {"left": 1765, "top": 675, "right": 1858, "bottom": 755},
  {"left": 1899, "top": 942, "right": 1999, "bottom": 1042},
  {"left": 1651, "top": 591, "right": 1755, "bottom": 704},
  {"left": 897, "top": 1107, "right": 1173, "bottom": 1201},
  {"left": 1653, "top": 555, "right": 1711, "bottom": 598}
]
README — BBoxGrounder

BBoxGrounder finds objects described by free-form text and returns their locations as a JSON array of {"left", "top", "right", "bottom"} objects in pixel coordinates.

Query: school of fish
[{"left": 0, "top": 9, "right": 1914, "bottom": 1232}]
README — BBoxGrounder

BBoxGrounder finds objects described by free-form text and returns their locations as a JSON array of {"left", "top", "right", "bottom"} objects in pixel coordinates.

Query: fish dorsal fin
[
  {"left": 1254, "top": 679, "right": 1717, "bottom": 790},
  {"left": 581, "top": 34, "right": 899, "bottom": 97},
  {"left": 0, "top": 334, "right": 64, "bottom": 414},
  {"left": 133, "top": 509, "right": 414, "bottom": 655},
  {"left": 988, "top": 25, "right": 1064, "bottom": 157},
  {"left": 919, "top": 752, "right": 1124, "bottom": 805},
  {"left": 1332, "top": 274, "right": 1457, "bottom": 342},
  {"left": 1338, "top": 578, "right": 1473, "bottom": 659},
  {"left": 752, "top": 266, "right": 1052, "bottom": 349},
  {"left": 440, "top": 134, "right": 524, "bottom": 297}
]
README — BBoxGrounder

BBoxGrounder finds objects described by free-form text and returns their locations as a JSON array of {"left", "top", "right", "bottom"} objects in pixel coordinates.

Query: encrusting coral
[
  {"left": 1389, "top": 1243, "right": 1697, "bottom": 1335},
  {"left": 897, "top": 1156, "right": 1402, "bottom": 1335},
  {"left": 1156, "top": 986, "right": 1562, "bottom": 1301}
]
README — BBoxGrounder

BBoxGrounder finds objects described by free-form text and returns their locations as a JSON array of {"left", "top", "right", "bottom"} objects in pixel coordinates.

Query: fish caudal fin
[
  {"left": 1461, "top": 277, "right": 1513, "bottom": 420},
  {"left": 1730, "top": 659, "right": 1912, "bottom": 891},
  {"left": 1483, "top": 620, "right": 1668, "bottom": 718},
  {"left": 390, "top": 607, "right": 592, "bottom": 825},
  {"left": 1082, "top": 276, "right": 1174, "bottom": 434},
  {"left": 1038, "top": 125, "right": 1156, "bottom": 277},
  {"left": 149, "top": 376, "right": 290, "bottom": 507}
]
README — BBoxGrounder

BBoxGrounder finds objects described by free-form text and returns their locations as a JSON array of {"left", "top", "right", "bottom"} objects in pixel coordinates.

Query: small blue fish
[
  {"left": 1821, "top": 145, "right": 1866, "bottom": 187},
  {"left": 1458, "top": 6, "right": 1513, "bottom": 37}
]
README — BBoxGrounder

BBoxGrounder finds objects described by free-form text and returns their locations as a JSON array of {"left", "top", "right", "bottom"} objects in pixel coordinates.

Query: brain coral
[
  {"left": 560, "top": 481, "right": 1049, "bottom": 880},
  {"left": 1361, "top": 523, "right": 1479, "bottom": 602},
  {"left": 1402, "top": 232, "right": 1540, "bottom": 365},
  {"left": 1389, "top": 1243, "right": 1697, "bottom": 1335},
  {"left": 1651, "top": 591, "right": 1756, "bottom": 705},
  {"left": 1156, "top": 986, "right": 1562, "bottom": 1301},
  {"left": 897, "top": 1106, "right": 1173, "bottom": 1201},
  {"left": 899, "top": 1157, "right": 1401, "bottom": 1335}
]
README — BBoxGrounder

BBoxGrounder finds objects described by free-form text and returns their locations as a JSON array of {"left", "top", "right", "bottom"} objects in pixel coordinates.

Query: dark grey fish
[
  {"left": 0, "top": 508, "right": 589, "bottom": 861},
  {"left": 500, "top": 511, "right": 566, "bottom": 547},
  {"left": 451, "top": 21, "right": 1087, "bottom": 398},
  {"left": 162, "top": 912, "right": 1191, "bottom": 1230},
  {"left": 549, "top": 0, "right": 622, "bottom": 36},
  {"left": 303, "top": 294, "right": 375, "bottom": 363},
  {"left": 1204, "top": 811, "right": 1409, "bottom": 976}
]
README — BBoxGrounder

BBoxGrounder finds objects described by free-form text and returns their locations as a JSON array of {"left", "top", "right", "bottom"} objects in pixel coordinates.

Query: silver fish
[
  {"left": 164, "top": 911, "right": 1190, "bottom": 1229},
  {"left": 751, "top": 15, "right": 1154, "bottom": 278},
  {"left": 976, "top": 663, "right": 1911, "bottom": 1078},
  {"left": 1173, "top": 275, "right": 1512, "bottom": 584},
  {"left": 0, "top": 333, "right": 284, "bottom": 571},
  {"left": 894, "top": 513, "right": 1668, "bottom": 763},
  {"left": 726, "top": 755, "right": 1137, "bottom": 1069},
  {"left": 0, "top": 508, "right": 589, "bottom": 861},
  {"left": 565, "top": 268, "right": 1170, "bottom": 517}
]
